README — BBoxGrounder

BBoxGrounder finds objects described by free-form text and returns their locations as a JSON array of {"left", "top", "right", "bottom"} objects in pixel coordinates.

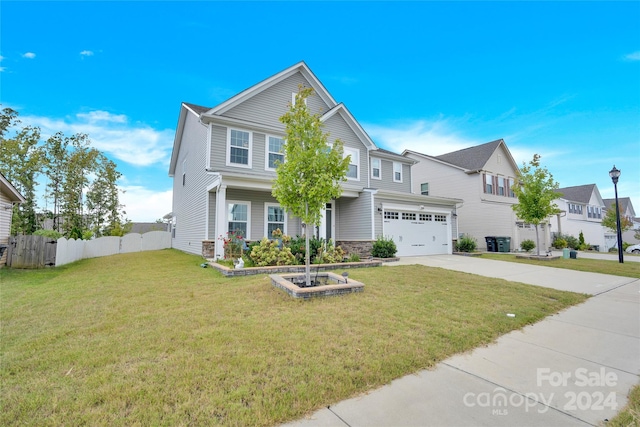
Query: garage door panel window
[
  {"left": 384, "top": 211, "right": 399, "bottom": 220},
  {"left": 402, "top": 212, "right": 416, "bottom": 221},
  {"left": 434, "top": 214, "right": 447, "bottom": 222},
  {"left": 419, "top": 213, "right": 432, "bottom": 221}
]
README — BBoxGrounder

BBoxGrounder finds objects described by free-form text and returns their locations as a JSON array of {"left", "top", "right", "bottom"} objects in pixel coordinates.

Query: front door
[{"left": 318, "top": 201, "right": 335, "bottom": 242}]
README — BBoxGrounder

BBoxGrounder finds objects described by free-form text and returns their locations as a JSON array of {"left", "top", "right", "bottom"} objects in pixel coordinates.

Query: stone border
[
  {"left": 270, "top": 272, "right": 364, "bottom": 299},
  {"left": 453, "top": 252, "right": 483, "bottom": 257},
  {"left": 208, "top": 260, "right": 382, "bottom": 277},
  {"left": 515, "top": 254, "right": 561, "bottom": 261}
]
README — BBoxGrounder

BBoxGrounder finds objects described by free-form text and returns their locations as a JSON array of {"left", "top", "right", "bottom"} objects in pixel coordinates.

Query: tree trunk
[
  {"left": 305, "top": 203, "right": 311, "bottom": 287},
  {"left": 535, "top": 224, "right": 541, "bottom": 256}
]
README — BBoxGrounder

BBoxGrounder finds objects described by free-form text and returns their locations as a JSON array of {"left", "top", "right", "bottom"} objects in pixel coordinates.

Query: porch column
[{"left": 215, "top": 185, "right": 227, "bottom": 259}]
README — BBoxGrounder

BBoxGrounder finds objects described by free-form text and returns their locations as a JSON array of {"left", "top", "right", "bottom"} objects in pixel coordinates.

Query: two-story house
[
  {"left": 168, "top": 62, "right": 461, "bottom": 259},
  {"left": 603, "top": 197, "right": 639, "bottom": 245},
  {"left": 404, "top": 139, "right": 549, "bottom": 252},
  {"left": 550, "top": 184, "right": 608, "bottom": 251}
]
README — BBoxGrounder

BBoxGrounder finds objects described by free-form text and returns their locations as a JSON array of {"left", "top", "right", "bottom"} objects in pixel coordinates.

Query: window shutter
[
  {"left": 493, "top": 175, "right": 498, "bottom": 195},
  {"left": 505, "top": 178, "right": 510, "bottom": 197},
  {"left": 483, "top": 173, "right": 487, "bottom": 194}
]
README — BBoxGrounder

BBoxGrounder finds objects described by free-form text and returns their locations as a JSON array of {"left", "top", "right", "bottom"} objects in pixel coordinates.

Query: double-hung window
[
  {"left": 266, "top": 136, "right": 285, "bottom": 170},
  {"left": 344, "top": 147, "right": 359, "bottom": 180},
  {"left": 227, "top": 129, "right": 252, "bottom": 167},
  {"left": 421, "top": 183, "right": 429, "bottom": 196},
  {"left": 485, "top": 173, "right": 494, "bottom": 194},
  {"left": 228, "top": 201, "right": 251, "bottom": 239},
  {"left": 393, "top": 162, "right": 402, "bottom": 182},
  {"left": 265, "top": 203, "right": 287, "bottom": 237},
  {"left": 498, "top": 176, "right": 505, "bottom": 196},
  {"left": 509, "top": 178, "right": 515, "bottom": 197},
  {"left": 371, "top": 158, "right": 381, "bottom": 179}
]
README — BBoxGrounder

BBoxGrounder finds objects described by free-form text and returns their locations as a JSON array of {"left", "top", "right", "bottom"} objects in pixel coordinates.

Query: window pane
[
  {"left": 373, "top": 168, "right": 380, "bottom": 178},
  {"left": 421, "top": 183, "right": 429, "bottom": 195},
  {"left": 268, "top": 206, "right": 284, "bottom": 222},
  {"left": 268, "top": 153, "right": 284, "bottom": 169},
  {"left": 229, "top": 204, "right": 247, "bottom": 221},
  {"left": 231, "top": 130, "right": 249, "bottom": 148},
  {"left": 269, "top": 136, "right": 284, "bottom": 153},
  {"left": 347, "top": 164, "right": 357, "bottom": 178},
  {"left": 228, "top": 222, "right": 247, "bottom": 237},
  {"left": 230, "top": 147, "right": 248, "bottom": 165}
]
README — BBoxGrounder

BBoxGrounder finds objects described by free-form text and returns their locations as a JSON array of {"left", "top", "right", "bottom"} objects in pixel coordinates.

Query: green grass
[
  {"left": 481, "top": 253, "right": 640, "bottom": 279},
  {"left": 1, "top": 249, "right": 588, "bottom": 426},
  {"left": 606, "top": 384, "right": 640, "bottom": 427}
]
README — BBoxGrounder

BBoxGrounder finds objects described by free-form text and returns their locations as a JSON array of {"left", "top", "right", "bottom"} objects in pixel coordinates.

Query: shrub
[
  {"left": 219, "top": 231, "right": 245, "bottom": 260},
  {"left": 347, "top": 253, "right": 361, "bottom": 262},
  {"left": 552, "top": 238, "right": 567, "bottom": 249},
  {"left": 33, "top": 229, "right": 63, "bottom": 239},
  {"left": 521, "top": 239, "right": 536, "bottom": 252},
  {"left": 456, "top": 234, "right": 477, "bottom": 252},
  {"left": 553, "top": 233, "right": 579, "bottom": 249},
  {"left": 372, "top": 236, "right": 397, "bottom": 258},
  {"left": 249, "top": 238, "right": 296, "bottom": 266},
  {"left": 578, "top": 231, "right": 585, "bottom": 247},
  {"left": 316, "top": 240, "right": 346, "bottom": 264},
  {"left": 289, "top": 235, "right": 322, "bottom": 262}
]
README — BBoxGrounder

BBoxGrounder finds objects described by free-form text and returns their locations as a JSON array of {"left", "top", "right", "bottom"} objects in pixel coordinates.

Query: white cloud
[
  {"left": 0, "top": 55, "right": 5, "bottom": 72},
  {"left": 80, "top": 50, "right": 94, "bottom": 56},
  {"left": 119, "top": 185, "right": 173, "bottom": 222},
  {"left": 365, "top": 118, "right": 475, "bottom": 156},
  {"left": 20, "top": 110, "right": 174, "bottom": 167},
  {"left": 22, "top": 52, "right": 36, "bottom": 59},
  {"left": 624, "top": 51, "right": 640, "bottom": 61}
]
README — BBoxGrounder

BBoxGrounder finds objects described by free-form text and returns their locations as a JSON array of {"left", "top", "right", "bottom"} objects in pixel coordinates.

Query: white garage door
[{"left": 383, "top": 210, "right": 450, "bottom": 256}]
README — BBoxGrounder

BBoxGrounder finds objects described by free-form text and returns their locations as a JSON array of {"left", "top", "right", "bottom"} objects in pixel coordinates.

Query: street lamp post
[{"left": 609, "top": 166, "right": 624, "bottom": 264}]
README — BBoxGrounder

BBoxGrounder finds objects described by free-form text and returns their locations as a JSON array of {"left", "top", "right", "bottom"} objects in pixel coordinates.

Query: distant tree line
[{"left": 0, "top": 107, "right": 130, "bottom": 239}]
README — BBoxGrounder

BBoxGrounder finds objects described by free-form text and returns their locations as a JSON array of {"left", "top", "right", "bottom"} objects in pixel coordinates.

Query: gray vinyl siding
[
  {"left": 372, "top": 159, "right": 412, "bottom": 193},
  {"left": 209, "top": 125, "right": 227, "bottom": 170},
  {"left": 0, "top": 191, "right": 12, "bottom": 265},
  {"left": 335, "top": 194, "right": 372, "bottom": 240},
  {"left": 172, "top": 111, "right": 213, "bottom": 255},
  {"left": 225, "top": 189, "right": 301, "bottom": 241},
  {"left": 225, "top": 73, "right": 330, "bottom": 126},
  {"left": 322, "top": 114, "right": 367, "bottom": 187}
]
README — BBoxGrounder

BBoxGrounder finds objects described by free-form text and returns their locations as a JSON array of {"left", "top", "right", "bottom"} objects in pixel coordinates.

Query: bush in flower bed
[{"left": 249, "top": 237, "right": 297, "bottom": 266}]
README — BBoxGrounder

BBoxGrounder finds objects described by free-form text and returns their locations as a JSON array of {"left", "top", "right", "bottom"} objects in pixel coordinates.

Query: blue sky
[{"left": 2, "top": 1, "right": 639, "bottom": 222}]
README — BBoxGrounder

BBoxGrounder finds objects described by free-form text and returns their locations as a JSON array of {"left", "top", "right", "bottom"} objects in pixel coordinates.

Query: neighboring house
[
  {"left": 0, "top": 172, "right": 26, "bottom": 266},
  {"left": 168, "top": 61, "right": 461, "bottom": 258},
  {"left": 404, "top": 139, "right": 549, "bottom": 252},
  {"left": 129, "top": 222, "right": 169, "bottom": 234},
  {"left": 603, "top": 197, "right": 639, "bottom": 245},
  {"left": 551, "top": 184, "right": 608, "bottom": 251}
]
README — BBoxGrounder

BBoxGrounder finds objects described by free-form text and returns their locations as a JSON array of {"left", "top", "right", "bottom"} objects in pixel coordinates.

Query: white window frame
[
  {"left": 371, "top": 158, "right": 381, "bottom": 180},
  {"left": 226, "top": 128, "right": 252, "bottom": 168},
  {"left": 344, "top": 147, "right": 360, "bottom": 180},
  {"left": 509, "top": 178, "right": 515, "bottom": 197},
  {"left": 393, "top": 162, "right": 403, "bottom": 183},
  {"left": 182, "top": 158, "right": 187, "bottom": 186},
  {"left": 485, "top": 173, "right": 493, "bottom": 194},
  {"left": 292, "top": 92, "right": 308, "bottom": 106},
  {"left": 265, "top": 135, "right": 285, "bottom": 171},
  {"left": 264, "top": 202, "right": 287, "bottom": 237},
  {"left": 227, "top": 200, "right": 251, "bottom": 240},
  {"left": 498, "top": 176, "right": 505, "bottom": 196}
]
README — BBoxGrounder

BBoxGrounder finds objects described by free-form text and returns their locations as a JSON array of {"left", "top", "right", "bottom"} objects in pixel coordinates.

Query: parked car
[{"left": 626, "top": 244, "right": 640, "bottom": 254}]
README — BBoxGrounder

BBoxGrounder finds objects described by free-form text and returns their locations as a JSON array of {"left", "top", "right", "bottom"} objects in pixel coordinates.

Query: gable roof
[
  {"left": 603, "top": 197, "right": 636, "bottom": 216},
  {"left": 320, "top": 103, "right": 377, "bottom": 150},
  {"left": 205, "top": 61, "right": 337, "bottom": 116},
  {"left": 0, "top": 172, "right": 26, "bottom": 203},
  {"left": 434, "top": 139, "right": 504, "bottom": 171},
  {"left": 183, "top": 102, "right": 209, "bottom": 115},
  {"left": 557, "top": 184, "right": 597, "bottom": 204}
]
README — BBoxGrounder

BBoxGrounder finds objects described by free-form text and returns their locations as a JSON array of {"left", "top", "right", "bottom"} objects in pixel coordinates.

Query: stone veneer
[
  {"left": 202, "top": 240, "right": 216, "bottom": 258},
  {"left": 270, "top": 272, "right": 364, "bottom": 299},
  {"left": 337, "top": 240, "right": 374, "bottom": 258}
]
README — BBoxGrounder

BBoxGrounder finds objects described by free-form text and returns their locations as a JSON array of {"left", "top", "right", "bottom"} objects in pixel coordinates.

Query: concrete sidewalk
[{"left": 283, "top": 255, "right": 640, "bottom": 426}]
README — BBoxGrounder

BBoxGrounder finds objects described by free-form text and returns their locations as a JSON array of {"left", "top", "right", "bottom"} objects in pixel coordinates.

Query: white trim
[
  {"left": 227, "top": 200, "right": 252, "bottom": 240},
  {"left": 318, "top": 200, "right": 335, "bottom": 242},
  {"left": 226, "top": 128, "right": 253, "bottom": 169},
  {"left": 215, "top": 185, "right": 227, "bottom": 259},
  {"left": 393, "top": 161, "right": 403, "bottom": 183},
  {"left": 264, "top": 202, "right": 287, "bottom": 237},
  {"left": 265, "top": 135, "right": 285, "bottom": 171},
  {"left": 206, "top": 123, "right": 212, "bottom": 170},
  {"left": 344, "top": 147, "right": 360, "bottom": 181},
  {"left": 371, "top": 158, "right": 381, "bottom": 180}
]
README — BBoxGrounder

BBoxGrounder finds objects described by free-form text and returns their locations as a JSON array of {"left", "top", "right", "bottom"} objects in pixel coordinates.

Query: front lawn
[
  {"left": 481, "top": 253, "right": 640, "bottom": 279},
  {"left": 1, "top": 250, "right": 587, "bottom": 426}
]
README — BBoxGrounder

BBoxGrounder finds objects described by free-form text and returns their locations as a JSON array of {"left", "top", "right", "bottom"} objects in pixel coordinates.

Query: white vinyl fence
[{"left": 55, "top": 231, "right": 171, "bottom": 267}]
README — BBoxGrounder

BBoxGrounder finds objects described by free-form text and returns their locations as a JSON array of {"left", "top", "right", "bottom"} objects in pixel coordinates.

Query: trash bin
[
  {"left": 496, "top": 237, "right": 511, "bottom": 253},
  {"left": 0, "top": 244, "right": 6, "bottom": 260},
  {"left": 485, "top": 236, "right": 497, "bottom": 252},
  {"left": 570, "top": 250, "right": 578, "bottom": 259},
  {"left": 562, "top": 248, "right": 570, "bottom": 259}
]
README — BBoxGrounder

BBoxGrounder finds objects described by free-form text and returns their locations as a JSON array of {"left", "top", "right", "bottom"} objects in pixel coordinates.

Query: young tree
[
  {"left": 0, "top": 108, "right": 43, "bottom": 234},
  {"left": 511, "top": 154, "right": 561, "bottom": 256},
  {"left": 272, "top": 86, "right": 350, "bottom": 286},
  {"left": 86, "top": 154, "right": 124, "bottom": 237},
  {"left": 601, "top": 205, "right": 632, "bottom": 233}
]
